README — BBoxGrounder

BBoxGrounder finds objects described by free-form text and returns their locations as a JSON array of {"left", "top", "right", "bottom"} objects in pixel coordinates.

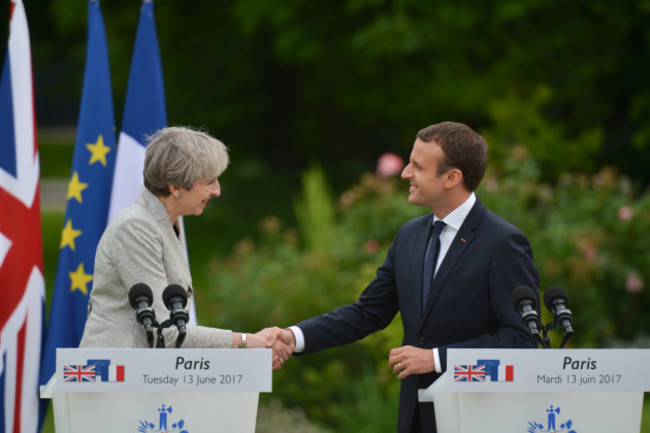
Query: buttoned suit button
[{"left": 418, "top": 337, "right": 426, "bottom": 345}]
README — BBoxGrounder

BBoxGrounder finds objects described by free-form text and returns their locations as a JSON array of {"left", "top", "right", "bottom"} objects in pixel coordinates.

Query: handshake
[{"left": 239, "top": 328, "right": 296, "bottom": 370}]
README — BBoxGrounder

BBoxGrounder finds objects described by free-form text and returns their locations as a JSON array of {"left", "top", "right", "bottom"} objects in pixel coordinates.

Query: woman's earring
[{"left": 176, "top": 193, "right": 181, "bottom": 199}]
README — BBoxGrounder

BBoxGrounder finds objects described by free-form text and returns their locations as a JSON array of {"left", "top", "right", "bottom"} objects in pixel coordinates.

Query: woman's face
[{"left": 179, "top": 178, "right": 221, "bottom": 216}]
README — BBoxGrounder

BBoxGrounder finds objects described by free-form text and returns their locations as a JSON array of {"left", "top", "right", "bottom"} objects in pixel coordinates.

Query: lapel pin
[{"left": 460, "top": 238, "right": 466, "bottom": 243}]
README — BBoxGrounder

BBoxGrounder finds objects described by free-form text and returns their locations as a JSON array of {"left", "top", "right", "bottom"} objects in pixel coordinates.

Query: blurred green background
[{"left": 14, "top": 0, "right": 650, "bottom": 431}]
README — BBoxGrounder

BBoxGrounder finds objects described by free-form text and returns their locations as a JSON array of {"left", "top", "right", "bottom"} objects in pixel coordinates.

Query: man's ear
[{"left": 444, "top": 168, "right": 463, "bottom": 188}]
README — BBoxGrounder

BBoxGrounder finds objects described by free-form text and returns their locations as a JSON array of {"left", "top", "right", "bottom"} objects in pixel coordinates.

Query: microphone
[
  {"left": 128, "top": 283, "right": 156, "bottom": 348},
  {"left": 543, "top": 286, "right": 574, "bottom": 347},
  {"left": 162, "top": 284, "right": 190, "bottom": 348},
  {"left": 511, "top": 285, "right": 548, "bottom": 348}
]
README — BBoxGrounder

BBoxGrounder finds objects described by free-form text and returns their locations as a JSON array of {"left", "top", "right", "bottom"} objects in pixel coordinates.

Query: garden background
[{"left": 7, "top": 0, "right": 650, "bottom": 431}]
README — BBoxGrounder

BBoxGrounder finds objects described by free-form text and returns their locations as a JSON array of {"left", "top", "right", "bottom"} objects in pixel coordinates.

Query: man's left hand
[{"left": 388, "top": 345, "right": 435, "bottom": 379}]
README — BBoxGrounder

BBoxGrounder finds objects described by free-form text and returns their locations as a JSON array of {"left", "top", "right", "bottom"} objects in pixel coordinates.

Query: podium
[
  {"left": 40, "top": 348, "right": 272, "bottom": 433},
  {"left": 419, "top": 349, "right": 650, "bottom": 433}
]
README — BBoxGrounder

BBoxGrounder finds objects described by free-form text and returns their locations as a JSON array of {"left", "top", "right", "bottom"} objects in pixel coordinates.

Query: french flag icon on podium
[
  {"left": 86, "top": 359, "right": 125, "bottom": 382},
  {"left": 476, "top": 359, "right": 514, "bottom": 382}
]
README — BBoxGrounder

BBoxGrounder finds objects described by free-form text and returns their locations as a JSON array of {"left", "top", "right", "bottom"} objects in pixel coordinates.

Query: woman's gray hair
[{"left": 143, "top": 126, "right": 229, "bottom": 196}]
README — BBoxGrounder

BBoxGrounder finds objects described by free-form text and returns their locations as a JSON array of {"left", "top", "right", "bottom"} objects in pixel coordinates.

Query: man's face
[{"left": 401, "top": 138, "right": 447, "bottom": 210}]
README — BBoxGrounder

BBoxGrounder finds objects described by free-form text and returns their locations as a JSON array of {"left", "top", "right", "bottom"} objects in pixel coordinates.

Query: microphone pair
[
  {"left": 128, "top": 283, "right": 189, "bottom": 348},
  {"left": 511, "top": 285, "right": 574, "bottom": 349}
]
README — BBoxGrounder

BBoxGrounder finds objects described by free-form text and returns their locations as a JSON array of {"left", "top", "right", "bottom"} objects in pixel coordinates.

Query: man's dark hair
[{"left": 416, "top": 121, "right": 488, "bottom": 192}]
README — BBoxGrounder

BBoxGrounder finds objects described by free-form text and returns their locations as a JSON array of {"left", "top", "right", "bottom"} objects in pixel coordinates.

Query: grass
[
  {"left": 41, "top": 211, "right": 65, "bottom": 305},
  {"left": 39, "top": 143, "right": 75, "bottom": 178}
]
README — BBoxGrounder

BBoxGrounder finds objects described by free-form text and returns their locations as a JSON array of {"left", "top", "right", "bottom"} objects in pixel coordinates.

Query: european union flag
[
  {"left": 86, "top": 359, "right": 111, "bottom": 381},
  {"left": 39, "top": 0, "right": 116, "bottom": 388},
  {"left": 477, "top": 359, "right": 501, "bottom": 381}
]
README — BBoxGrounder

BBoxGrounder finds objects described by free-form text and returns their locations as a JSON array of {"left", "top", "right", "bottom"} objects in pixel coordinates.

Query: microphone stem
[
  {"left": 146, "top": 329, "right": 154, "bottom": 348},
  {"left": 559, "top": 331, "right": 574, "bottom": 348},
  {"left": 156, "top": 322, "right": 165, "bottom": 348},
  {"left": 175, "top": 329, "right": 186, "bottom": 348}
]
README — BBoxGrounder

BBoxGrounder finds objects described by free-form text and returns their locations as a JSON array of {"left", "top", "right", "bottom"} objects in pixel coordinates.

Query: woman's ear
[{"left": 169, "top": 184, "right": 182, "bottom": 197}]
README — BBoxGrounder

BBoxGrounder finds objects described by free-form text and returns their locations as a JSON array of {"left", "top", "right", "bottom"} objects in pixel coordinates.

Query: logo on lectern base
[
  {"left": 137, "top": 404, "right": 189, "bottom": 433},
  {"left": 526, "top": 405, "right": 577, "bottom": 433}
]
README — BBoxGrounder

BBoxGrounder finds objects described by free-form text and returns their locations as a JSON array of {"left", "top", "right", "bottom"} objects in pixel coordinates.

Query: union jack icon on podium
[
  {"left": 453, "top": 359, "right": 514, "bottom": 382},
  {"left": 454, "top": 364, "right": 487, "bottom": 382},
  {"left": 63, "top": 365, "right": 97, "bottom": 382},
  {"left": 62, "top": 359, "right": 125, "bottom": 383}
]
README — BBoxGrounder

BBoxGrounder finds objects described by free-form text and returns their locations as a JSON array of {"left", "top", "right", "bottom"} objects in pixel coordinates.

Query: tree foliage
[{"left": 18, "top": 0, "right": 650, "bottom": 187}]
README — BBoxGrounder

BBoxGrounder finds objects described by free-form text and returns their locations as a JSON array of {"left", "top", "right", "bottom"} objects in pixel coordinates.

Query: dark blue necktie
[{"left": 422, "top": 220, "right": 445, "bottom": 310}]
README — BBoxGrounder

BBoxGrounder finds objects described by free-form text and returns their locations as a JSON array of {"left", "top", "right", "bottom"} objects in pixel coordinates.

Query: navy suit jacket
[{"left": 297, "top": 198, "right": 540, "bottom": 433}]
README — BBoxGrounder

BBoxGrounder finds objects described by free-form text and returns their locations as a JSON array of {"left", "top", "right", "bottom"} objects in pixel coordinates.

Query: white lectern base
[
  {"left": 422, "top": 372, "right": 644, "bottom": 433},
  {"left": 42, "top": 349, "right": 272, "bottom": 433},
  {"left": 42, "top": 378, "right": 258, "bottom": 433}
]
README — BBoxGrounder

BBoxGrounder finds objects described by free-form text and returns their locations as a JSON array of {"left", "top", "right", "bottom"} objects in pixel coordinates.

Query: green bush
[
  {"left": 479, "top": 149, "right": 650, "bottom": 347},
  {"left": 197, "top": 157, "right": 650, "bottom": 431}
]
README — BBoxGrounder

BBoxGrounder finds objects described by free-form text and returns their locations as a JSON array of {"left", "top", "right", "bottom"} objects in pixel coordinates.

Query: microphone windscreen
[
  {"left": 511, "top": 285, "right": 536, "bottom": 309},
  {"left": 128, "top": 283, "right": 153, "bottom": 309},
  {"left": 162, "top": 284, "right": 188, "bottom": 308},
  {"left": 543, "top": 285, "right": 569, "bottom": 310}
]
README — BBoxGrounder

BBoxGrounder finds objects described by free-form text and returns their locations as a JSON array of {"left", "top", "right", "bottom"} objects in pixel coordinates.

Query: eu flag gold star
[
  {"left": 67, "top": 171, "right": 89, "bottom": 203},
  {"left": 69, "top": 263, "right": 93, "bottom": 295},
  {"left": 86, "top": 134, "right": 111, "bottom": 166},
  {"left": 60, "top": 219, "right": 82, "bottom": 251}
]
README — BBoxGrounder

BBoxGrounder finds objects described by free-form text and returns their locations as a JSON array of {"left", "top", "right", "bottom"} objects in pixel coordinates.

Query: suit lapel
[
  {"left": 421, "top": 199, "right": 486, "bottom": 321},
  {"left": 141, "top": 187, "right": 193, "bottom": 288}
]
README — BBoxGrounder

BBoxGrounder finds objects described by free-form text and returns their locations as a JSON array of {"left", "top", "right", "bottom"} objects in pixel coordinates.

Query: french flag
[
  {"left": 497, "top": 364, "right": 514, "bottom": 382},
  {"left": 107, "top": 0, "right": 166, "bottom": 222},
  {"left": 86, "top": 359, "right": 125, "bottom": 382},
  {"left": 107, "top": 0, "right": 197, "bottom": 325},
  {"left": 476, "top": 359, "right": 514, "bottom": 382},
  {"left": 108, "top": 365, "right": 125, "bottom": 382}
]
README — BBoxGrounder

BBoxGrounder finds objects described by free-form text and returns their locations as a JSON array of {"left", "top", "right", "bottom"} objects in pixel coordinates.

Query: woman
[{"left": 79, "top": 126, "right": 289, "bottom": 366}]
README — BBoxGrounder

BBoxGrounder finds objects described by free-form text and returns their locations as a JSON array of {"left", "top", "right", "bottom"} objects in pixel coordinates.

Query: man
[{"left": 281, "top": 121, "right": 539, "bottom": 433}]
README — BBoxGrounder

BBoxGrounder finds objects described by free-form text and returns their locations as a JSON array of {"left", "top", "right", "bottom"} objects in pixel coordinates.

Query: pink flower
[
  {"left": 376, "top": 152, "right": 405, "bottom": 178},
  {"left": 617, "top": 206, "right": 633, "bottom": 222},
  {"left": 364, "top": 239, "right": 379, "bottom": 254},
  {"left": 578, "top": 240, "right": 598, "bottom": 261},
  {"left": 625, "top": 272, "right": 644, "bottom": 293}
]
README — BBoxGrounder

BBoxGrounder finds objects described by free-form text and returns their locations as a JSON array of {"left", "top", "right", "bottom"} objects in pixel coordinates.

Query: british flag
[
  {"left": 453, "top": 364, "right": 487, "bottom": 382},
  {"left": 0, "top": 1, "right": 45, "bottom": 432},
  {"left": 62, "top": 365, "right": 96, "bottom": 383}
]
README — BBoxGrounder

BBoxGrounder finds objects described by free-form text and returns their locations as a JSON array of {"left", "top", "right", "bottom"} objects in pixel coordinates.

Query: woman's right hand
[{"left": 239, "top": 328, "right": 295, "bottom": 370}]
